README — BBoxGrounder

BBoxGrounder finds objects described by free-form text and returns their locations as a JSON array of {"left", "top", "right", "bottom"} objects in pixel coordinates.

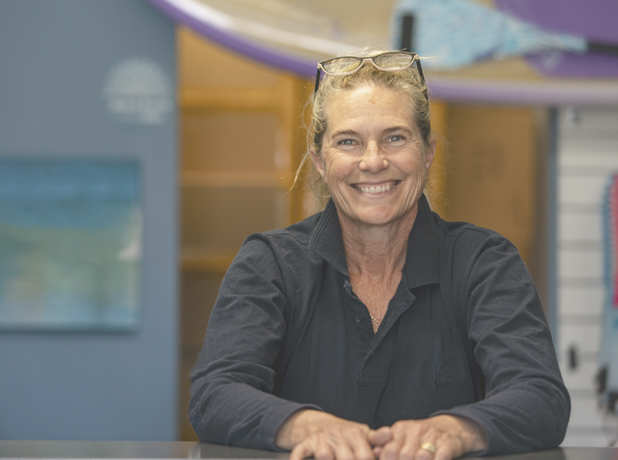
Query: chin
[
  {"left": 354, "top": 210, "right": 402, "bottom": 227},
  {"left": 358, "top": 204, "right": 418, "bottom": 226}
]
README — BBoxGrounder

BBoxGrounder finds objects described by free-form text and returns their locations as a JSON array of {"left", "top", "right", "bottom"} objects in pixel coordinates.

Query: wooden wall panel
[
  {"left": 443, "top": 105, "right": 539, "bottom": 265},
  {"left": 177, "top": 27, "right": 311, "bottom": 441}
]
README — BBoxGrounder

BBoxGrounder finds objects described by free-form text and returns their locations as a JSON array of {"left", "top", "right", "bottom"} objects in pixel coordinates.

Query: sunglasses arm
[
  {"left": 314, "top": 68, "right": 322, "bottom": 94},
  {"left": 415, "top": 58, "right": 426, "bottom": 85}
]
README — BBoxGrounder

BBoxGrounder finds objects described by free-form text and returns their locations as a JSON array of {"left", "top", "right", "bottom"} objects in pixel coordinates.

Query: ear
[
  {"left": 424, "top": 137, "right": 437, "bottom": 173},
  {"left": 311, "top": 150, "right": 326, "bottom": 181}
]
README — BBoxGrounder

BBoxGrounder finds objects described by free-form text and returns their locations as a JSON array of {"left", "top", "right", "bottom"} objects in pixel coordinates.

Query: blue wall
[{"left": 0, "top": 0, "right": 178, "bottom": 440}]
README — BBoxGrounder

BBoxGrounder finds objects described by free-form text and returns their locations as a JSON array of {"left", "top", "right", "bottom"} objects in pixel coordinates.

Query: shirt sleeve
[
  {"left": 435, "top": 233, "right": 571, "bottom": 455},
  {"left": 188, "top": 236, "right": 321, "bottom": 450}
]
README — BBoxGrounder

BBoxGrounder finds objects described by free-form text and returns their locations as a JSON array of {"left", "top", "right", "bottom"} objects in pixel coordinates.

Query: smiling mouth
[{"left": 353, "top": 181, "right": 400, "bottom": 194}]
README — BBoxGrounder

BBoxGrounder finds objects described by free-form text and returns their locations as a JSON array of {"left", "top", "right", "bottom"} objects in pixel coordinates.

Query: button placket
[{"left": 343, "top": 278, "right": 374, "bottom": 344}]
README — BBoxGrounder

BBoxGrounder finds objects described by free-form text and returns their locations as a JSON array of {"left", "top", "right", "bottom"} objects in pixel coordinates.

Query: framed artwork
[{"left": 0, "top": 158, "right": 141, "bottom": 331}]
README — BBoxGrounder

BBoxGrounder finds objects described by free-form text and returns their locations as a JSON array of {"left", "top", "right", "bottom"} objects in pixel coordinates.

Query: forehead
[{"left": 324, "top": 85, "right": 416, "bottom": 131}]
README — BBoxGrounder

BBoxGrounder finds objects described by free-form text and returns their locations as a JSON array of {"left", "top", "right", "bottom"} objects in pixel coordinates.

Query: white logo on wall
[{"left": 103, "top": 57, "right": 172, "bottom": 125}]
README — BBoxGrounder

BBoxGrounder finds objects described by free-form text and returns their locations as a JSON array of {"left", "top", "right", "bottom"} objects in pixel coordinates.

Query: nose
[{"left": 359, "top": 142, "right": 388, "bottom": 172}]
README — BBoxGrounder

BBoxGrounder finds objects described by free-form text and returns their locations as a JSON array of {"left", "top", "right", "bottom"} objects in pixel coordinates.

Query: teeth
[{"left": 359, "top": 183, "right": 394, "bottom": 193}]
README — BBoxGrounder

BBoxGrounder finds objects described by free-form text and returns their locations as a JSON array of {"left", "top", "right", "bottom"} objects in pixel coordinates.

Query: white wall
[{"left": 556, "top": 106, "right": 618, "bottom": 447}]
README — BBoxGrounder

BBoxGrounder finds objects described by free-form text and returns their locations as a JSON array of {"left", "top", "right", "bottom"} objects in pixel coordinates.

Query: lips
[{"left": 352, "top": 181, "right": 400, "bottom": 194}]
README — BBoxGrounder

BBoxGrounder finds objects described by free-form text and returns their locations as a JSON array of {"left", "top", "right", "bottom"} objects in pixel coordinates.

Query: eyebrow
[
  {"left": 383, "top": 126, "right": 414, "bottom": 135},
  {"left": 331, "top": 126, "right": 413, "bottom": 138},
  {"left": 330, "top": 129, "right": 359, "bottom": 138}
]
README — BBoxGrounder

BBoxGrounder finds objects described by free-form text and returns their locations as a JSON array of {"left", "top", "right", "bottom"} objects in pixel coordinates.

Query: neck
[{"left": 339, "top": 207, "right": 417, "bottom": 281}]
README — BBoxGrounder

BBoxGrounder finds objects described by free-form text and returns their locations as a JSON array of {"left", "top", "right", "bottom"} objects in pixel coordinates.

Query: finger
[
  {"left": 414, "top": 442, "right": 436, "bottom": 460},
  {"left": 314, "top": 436, "right": 335, "bottom": 460},
  {"left": 419, "top": 430, "right": 463, "bottom": 460},
  {"left": 396, "top": 437, "right": 420, "bottom": 460},
  {"left": 415, "top": 438, "right": 450, "bottom": 460},
  {"left": 391, "top": 424, "right": 434, "bottom": 460},
  {"left": 349, "top": 434, "right": 375, "bottom": 460},
  {"left": 379, "top": 436, "right": 404, "bottom": 460},
  {"left": 331, "top": 438, "right": 358, "bottom": 460},
  {"left": 289, "top": 442, "right": 317, "bottom": 460},
  {"left": 368, "top": 427, "right": 392, "bottom": 447},
  {"left": 433, "top": 444, "right": 456, "bottom": 460},
  {"left": 433, "top": 432, "right": 463, "bottom": 460},
  {"left": 327, "top": 427, "right": 371, "bottom": 460}
]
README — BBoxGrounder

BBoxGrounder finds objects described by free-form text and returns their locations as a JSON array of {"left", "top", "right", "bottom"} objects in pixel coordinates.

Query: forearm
[
  {"left": 189, "top": 237, "right": 301, "bottom": 449},
  {"left": 459, "top": 235, "right": 570, "bottom": 454},
  {"left": 436, "top": 378, "right": 570, "bottom": 454},
  {"left": 190, "top": 377, "right": 321, "bottom": 449}
]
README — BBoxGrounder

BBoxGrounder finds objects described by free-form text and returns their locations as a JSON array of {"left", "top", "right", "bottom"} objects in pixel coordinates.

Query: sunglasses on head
[{"left": 314, "top": 51, "right": 425, "bottom": 94}]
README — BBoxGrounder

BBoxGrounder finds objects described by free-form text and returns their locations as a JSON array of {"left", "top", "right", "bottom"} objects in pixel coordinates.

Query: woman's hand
[
  {"left": 367, "top": 415, "right": 487, "bottom": 460},
  {"left": 276, "top": 409, "right": 376, "bottom": 460}
]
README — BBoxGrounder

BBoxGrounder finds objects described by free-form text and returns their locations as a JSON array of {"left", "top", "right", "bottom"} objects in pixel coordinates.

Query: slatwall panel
[{"left": 557, "top": 106, "right": 618, "bottom": 447}]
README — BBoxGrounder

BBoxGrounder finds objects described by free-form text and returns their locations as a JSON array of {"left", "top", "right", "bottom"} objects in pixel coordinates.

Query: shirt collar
[
  {"left": 309, "top": 195, "right": 440, "bottom": 288},
  {"left": 309, "top": 199, "right": 350, "bottom": 276},
  {"left": 403, "top": 194, "right": 440, "bottom": 289}
]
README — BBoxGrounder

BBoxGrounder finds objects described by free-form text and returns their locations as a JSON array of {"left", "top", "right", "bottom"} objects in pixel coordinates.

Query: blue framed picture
[{"left": 0, "top": 158, "right": 141, "bottom": 331}]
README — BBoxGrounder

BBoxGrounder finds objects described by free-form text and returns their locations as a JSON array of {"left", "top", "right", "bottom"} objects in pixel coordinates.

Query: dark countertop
[{"left": 0, "top": 441, "right": 615, "bottom": 460}]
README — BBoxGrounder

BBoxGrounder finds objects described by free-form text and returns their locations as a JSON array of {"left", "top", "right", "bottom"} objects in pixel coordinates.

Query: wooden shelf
[
  {"left": 181, "top": 248, "right": 236, "bottom": 273},
  {"left": 180, "top": 87, "right": 284, "bottom": 111},
  {"left": 181, "top": 170, "right": 293, "bottom": 188}
]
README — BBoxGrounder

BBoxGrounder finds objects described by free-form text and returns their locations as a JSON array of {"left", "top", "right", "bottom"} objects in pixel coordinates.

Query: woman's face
[{"left": 312, "top": 85, "right": 435, "bottom": 230}]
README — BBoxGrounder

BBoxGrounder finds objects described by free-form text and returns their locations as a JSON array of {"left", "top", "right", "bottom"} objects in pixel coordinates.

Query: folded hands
[{"left": 275, "top": 410, "right": 487, "bottom": 460}]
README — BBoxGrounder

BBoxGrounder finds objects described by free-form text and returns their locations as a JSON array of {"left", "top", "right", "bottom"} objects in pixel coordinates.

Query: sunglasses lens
[
  {"left": 321, "top": 57, "right": 362, "bottom": 75},
  {"left": 373, "top": 52, "right": 415, "bottom": 69}
]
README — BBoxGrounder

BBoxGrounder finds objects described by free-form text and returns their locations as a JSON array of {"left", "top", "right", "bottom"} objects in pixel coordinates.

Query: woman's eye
[
  {"left": 339, "top": 139, "right": 355, "bottom": 146},
  {"left": 388, "top": 135, "right": 404, "bottom": 143}
]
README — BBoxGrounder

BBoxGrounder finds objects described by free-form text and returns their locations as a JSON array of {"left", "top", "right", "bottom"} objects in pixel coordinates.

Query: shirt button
[{"left": 355, "top": 315, "right": 364, "bottom": 324}]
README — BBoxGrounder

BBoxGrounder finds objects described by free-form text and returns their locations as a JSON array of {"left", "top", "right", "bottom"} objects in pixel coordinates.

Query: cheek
[
  {"left": 323, "top": 156, "right": 354, "bottom": 184},
  {"left": 320, "top": 151, "right": 341, "bottom": 179},
  {"left": 409, "top": 152, "right": 427, "bottom": 176}
]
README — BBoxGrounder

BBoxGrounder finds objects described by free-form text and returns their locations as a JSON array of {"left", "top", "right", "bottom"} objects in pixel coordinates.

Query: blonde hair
[{"left": 297, "top": 49, "right": 431, "bottom": 210}]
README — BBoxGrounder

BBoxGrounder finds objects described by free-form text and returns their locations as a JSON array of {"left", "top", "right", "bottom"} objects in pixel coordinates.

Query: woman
[{"left": 189, "top": 50, "right": 570, "bottom": 460}]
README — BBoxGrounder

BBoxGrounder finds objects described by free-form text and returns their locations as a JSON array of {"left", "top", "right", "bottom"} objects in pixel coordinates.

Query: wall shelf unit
[{"left": 177, "top": 26, "right": 311, "bottom": 440}]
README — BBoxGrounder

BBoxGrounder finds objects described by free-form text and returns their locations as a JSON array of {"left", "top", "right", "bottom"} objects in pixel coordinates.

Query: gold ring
[{"left": 421, "top": 442, "right": 437, "bottom": 454}]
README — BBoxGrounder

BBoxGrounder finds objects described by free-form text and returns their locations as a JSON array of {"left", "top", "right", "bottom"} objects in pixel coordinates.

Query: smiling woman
[
  {"left": 307, "top": 50, "right": 432, "bottom": 210},
  {"left": 188, "top": 48, "right": 570, "bottom": 460},
  {"left": 312, "top": 85, "right": 433, "bottom": 232}
]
